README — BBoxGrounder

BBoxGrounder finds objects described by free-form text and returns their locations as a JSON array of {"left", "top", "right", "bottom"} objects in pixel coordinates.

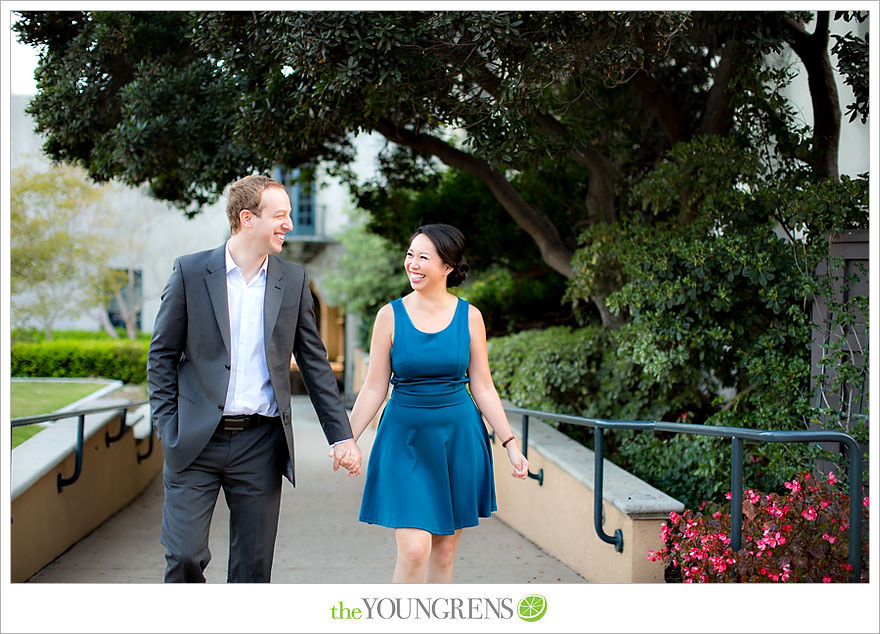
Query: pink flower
[
  {"left": 746, "top": 489, "right": 761, "bottom": 504},
  {"left": 785, "top": 478, "right": 801, "bottom": 492},
  {"left": 661, "top": 523, "right": 670, "bottom": 541},
  {"left": 669, "top": 511, "right": 680, "bottom": 524},
  {"left": 802, "top": 507, "right": 818, "bottom": 521},
  {"left": 863, "top": 497, "right": 869, "bottom": 508},
  {"left": 823, "top": 576, "right": 832, "bottom": 583},
  {"left": 725, "top": 492, "right": 732, "bottom": 501},
  {"left": 820, "top": 500, "right": 830, "bottom": 508},
  {"left": 827, "top": 472, "right": 837, "bottom": 485},
  {"left": 712, "top": 511, "right": 722, "bottom": 519},
  {"left": 822, "top": 533, "right": 837, "bottom": 544}
]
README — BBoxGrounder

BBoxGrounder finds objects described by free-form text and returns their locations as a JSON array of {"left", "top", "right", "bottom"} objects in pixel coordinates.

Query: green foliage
[
  {"left": 322, "top": 212, "right": 409, "bottom": 348},
  {"left": 488, "top": 326, "right": 686, "bottom": 422},
  {"left": 456, "top": 266, "right": 570, "bottom": 337},
  {"left": 358, "top": 166, "right": 547, "bottom": 272},
  {"left": 561, "top": 129, "right": 868, "bottom": 505},
  {"left": 831, "top": 11, "right": 869, "bottom": 124},
  {"left": 10, "top": 164, "right": 118, "bottom": 337},
  {"left": 11, "top": 339, "right": 150, "bottom": 384},
  {"left": 11, "top": 328, "right": 151, "bottom": 344}
]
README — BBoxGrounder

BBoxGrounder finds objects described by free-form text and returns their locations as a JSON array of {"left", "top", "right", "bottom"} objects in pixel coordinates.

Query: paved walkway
[{"left": 29, "top": 396, "right": 585, "bottom": 584}]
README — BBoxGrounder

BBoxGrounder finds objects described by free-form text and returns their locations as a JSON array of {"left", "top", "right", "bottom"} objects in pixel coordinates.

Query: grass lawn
[{"left": 10, "top": 380, "right": 108, "bottom": 448}]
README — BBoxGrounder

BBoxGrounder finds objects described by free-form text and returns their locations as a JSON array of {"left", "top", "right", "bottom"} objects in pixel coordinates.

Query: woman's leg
[
  {"left": 425, "top": 530, "right": 463, "bottom": 583},
  {"left": 392, "top": 528, "right": 432, "bottom": 582}
]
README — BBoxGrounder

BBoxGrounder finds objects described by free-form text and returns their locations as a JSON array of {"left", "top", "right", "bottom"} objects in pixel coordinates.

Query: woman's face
[{"left": 405, "top": 233, "right": 451, "bottom": 290}]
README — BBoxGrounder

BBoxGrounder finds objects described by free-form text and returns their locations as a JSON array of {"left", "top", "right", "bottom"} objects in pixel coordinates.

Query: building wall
[{"left": 9, "top": 94, "right": 383, "bottom": 338}]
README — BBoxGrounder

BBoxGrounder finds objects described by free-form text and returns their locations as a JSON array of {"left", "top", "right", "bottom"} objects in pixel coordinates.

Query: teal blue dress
[{"left": 358, "top": 297, "right": 497, "bottom": 535}]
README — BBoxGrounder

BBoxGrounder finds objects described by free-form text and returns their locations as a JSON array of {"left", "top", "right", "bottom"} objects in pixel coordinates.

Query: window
[{"left": 275, "top": 166, "right": 316, "bottom": 236}]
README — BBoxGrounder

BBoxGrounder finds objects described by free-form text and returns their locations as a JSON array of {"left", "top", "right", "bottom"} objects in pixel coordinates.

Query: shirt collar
[{"left": 225, "top": 241, "right": 269, "bottom": 278}]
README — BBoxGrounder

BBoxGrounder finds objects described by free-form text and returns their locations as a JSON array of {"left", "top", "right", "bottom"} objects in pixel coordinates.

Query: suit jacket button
[
  {"left": 217, "top": 405, "right": 223, "bottom": 410},
  {"left": 225, "top": 364, "right": 230, "bottom": 370}
]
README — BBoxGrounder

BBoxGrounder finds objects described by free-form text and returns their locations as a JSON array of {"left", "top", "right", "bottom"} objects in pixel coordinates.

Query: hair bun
[{"left": 447, "top": 262, "right": 468, "bottom": 287}]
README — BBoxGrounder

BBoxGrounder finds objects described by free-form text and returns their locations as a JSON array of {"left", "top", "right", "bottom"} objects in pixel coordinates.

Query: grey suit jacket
[{"left": 147, "top": 245, "right": 352, "bottom": 484}]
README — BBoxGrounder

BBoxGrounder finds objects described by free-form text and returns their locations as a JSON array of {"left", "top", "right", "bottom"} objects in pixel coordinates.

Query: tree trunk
[
  {"left": 782, "top": 11, "right": 841, "bottom": 181},
  {"left": 97, "top": 308, "right": 120, "bottom": 338}
]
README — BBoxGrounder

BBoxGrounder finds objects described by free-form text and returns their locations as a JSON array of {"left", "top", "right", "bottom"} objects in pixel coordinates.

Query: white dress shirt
[{"left": 222, "top": 242, "right": 278, "bottom": 417}]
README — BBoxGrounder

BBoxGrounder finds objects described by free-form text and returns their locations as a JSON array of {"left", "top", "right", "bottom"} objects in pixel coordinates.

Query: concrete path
[{"left": 29, "top": 396, "right": 585, "bottom": 584}]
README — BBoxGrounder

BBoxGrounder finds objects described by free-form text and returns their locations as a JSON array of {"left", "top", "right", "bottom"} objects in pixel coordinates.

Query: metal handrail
[
  {"left": 12, "top": 400, "right": 152, "bottom": 491},
  {"left": 503, "top": 405, "right": 864, "bottom": 583}
]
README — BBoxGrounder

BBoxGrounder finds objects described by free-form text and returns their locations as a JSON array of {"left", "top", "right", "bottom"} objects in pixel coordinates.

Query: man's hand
[{"left": 329, "top": 439, "right": 362, "bottom": 477}]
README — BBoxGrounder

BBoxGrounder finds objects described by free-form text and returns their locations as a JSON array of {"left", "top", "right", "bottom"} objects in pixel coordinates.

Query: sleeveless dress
[{"left": 358, "top": 297, "right": 497, "bottom": 535}]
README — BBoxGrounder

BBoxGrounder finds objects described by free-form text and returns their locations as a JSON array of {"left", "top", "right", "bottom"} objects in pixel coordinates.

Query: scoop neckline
[{"left": 398, "top": 297, "right": 462, "bottom": 334}]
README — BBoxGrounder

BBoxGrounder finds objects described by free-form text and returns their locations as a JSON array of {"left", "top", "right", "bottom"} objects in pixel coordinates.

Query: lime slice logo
[{"left": 517, "top": 594, "right": 547, "bottom": 622}]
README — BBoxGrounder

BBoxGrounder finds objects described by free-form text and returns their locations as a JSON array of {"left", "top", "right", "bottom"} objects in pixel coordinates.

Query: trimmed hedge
[
  {"left": 487, "top": 325, "right": 683, "bottom": 421},
  {"left": 11, "top": 339, "right": 150, "bottom": 384}
]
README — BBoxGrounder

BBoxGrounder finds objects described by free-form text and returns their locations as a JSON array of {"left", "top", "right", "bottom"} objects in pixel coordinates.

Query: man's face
[{"left": 248, "top": 186, "right": 293, "bottom": 254}]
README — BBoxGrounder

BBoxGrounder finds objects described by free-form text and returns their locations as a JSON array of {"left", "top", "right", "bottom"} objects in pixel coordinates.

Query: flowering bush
[{"left": 648, "top": 470, "right": 869, "bottom": 582}]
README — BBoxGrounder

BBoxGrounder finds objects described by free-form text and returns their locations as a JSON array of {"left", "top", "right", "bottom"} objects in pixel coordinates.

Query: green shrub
[
  {"left": 11, "top": 328, "right": 151, "bottom": 344},
  {"left": 457, "top": 266, "right": 571, "bottom": 338},
  {"left": 11, "top": 338, "right": 150, "bottom": 383},
  {"left": 489, "top": 325, "right": 694, "bottom": 421},
  {"left": 487, "top": 325, "right": 815, "bottom": 507}
]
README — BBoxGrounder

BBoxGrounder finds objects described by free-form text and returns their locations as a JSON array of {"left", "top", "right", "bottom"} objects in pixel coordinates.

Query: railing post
[
  {"left": 520, "top": 415, "right": 544, "bottom": 485},
  {"left": 730, "top": 436, "right": 743, "bottom": 552},
  {"left": 105, "top": 409, "right": 129, "bottom": 447},
  {"left": 57, "top": 414, "right": 86, "bottom": 492},
  {"left": 847, "top": 440, "right": 862, "bottom": 582},
  {"left": 593, "top": 427, "right": 623, "bottom": 552},
  {"left": 137, "top": 416, "right": 155, "bottom": 463}
]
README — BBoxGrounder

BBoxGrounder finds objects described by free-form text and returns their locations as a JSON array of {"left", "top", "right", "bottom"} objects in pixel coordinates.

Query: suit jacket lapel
[
  {"left": 205, "top": 245, "right": 231, "bottom": 356},
  {"left": 264, "top": 256, "right": 284, "bottom": 350}
]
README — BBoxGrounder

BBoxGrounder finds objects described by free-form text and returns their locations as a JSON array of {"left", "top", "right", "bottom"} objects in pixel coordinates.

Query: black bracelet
[{"left": 502, "top": 435, "right": 516, "bottom": 448}]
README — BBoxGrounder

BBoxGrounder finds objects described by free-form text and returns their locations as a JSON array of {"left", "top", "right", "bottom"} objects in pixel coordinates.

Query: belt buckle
[{"left": 223, "top": 415, "right": 250, "bottom": 432}]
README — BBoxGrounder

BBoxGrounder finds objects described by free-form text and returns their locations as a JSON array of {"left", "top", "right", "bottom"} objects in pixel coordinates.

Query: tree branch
[
  {"left": 431, "top": 42, "right": 617, "bottom": 224},
  {"left": 375, "top": 118, "right": 574, "bottom": 279}
]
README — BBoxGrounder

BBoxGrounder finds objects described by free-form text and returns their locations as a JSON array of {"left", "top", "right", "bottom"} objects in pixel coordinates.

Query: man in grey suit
[{"left": 147, "top": 174, "right": 361, "bottom": 583}]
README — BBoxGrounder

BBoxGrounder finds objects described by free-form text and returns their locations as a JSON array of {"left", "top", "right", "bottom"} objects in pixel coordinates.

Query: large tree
[
  {"left": 10, "top": 164, "right": 117, "bottom": 338},
  {"left": 14, "top": 10, "right": 863, "bottom": 328}
]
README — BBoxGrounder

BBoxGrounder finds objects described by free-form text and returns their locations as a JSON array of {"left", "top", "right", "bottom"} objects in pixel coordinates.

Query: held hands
[
  {"left": 329, "top": 439, "right": 362, "bottom": 477},
  {"left": 506, "top": 441, "right": 529, "bottom": 479}
]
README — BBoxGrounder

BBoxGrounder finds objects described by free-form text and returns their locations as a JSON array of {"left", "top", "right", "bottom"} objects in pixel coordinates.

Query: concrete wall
[
  {"left": 10, "top": 404, "right": 163, "bottom": 582},
  {"left": 489, "top": 408, "right": 683, "bottom": 583}
]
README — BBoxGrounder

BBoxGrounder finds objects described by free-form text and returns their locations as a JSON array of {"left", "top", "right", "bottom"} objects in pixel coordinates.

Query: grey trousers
[{"left": 160, "top": 421, "right": 287, "bottom": 582}]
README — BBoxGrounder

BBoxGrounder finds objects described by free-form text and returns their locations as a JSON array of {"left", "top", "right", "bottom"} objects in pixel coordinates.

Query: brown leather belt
[{"left": 219, "top": 413, "right": 281, "bottom": 432}]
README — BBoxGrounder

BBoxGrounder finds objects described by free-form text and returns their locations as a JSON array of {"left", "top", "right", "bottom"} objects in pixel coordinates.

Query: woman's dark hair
[{"left": 410, "top": 223, "right": 470, "bottom": 287}]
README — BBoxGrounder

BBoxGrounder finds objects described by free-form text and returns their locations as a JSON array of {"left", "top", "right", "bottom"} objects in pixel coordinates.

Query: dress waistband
[{"left": 388, "top": 385, "right": 471, "bottom": 408}]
